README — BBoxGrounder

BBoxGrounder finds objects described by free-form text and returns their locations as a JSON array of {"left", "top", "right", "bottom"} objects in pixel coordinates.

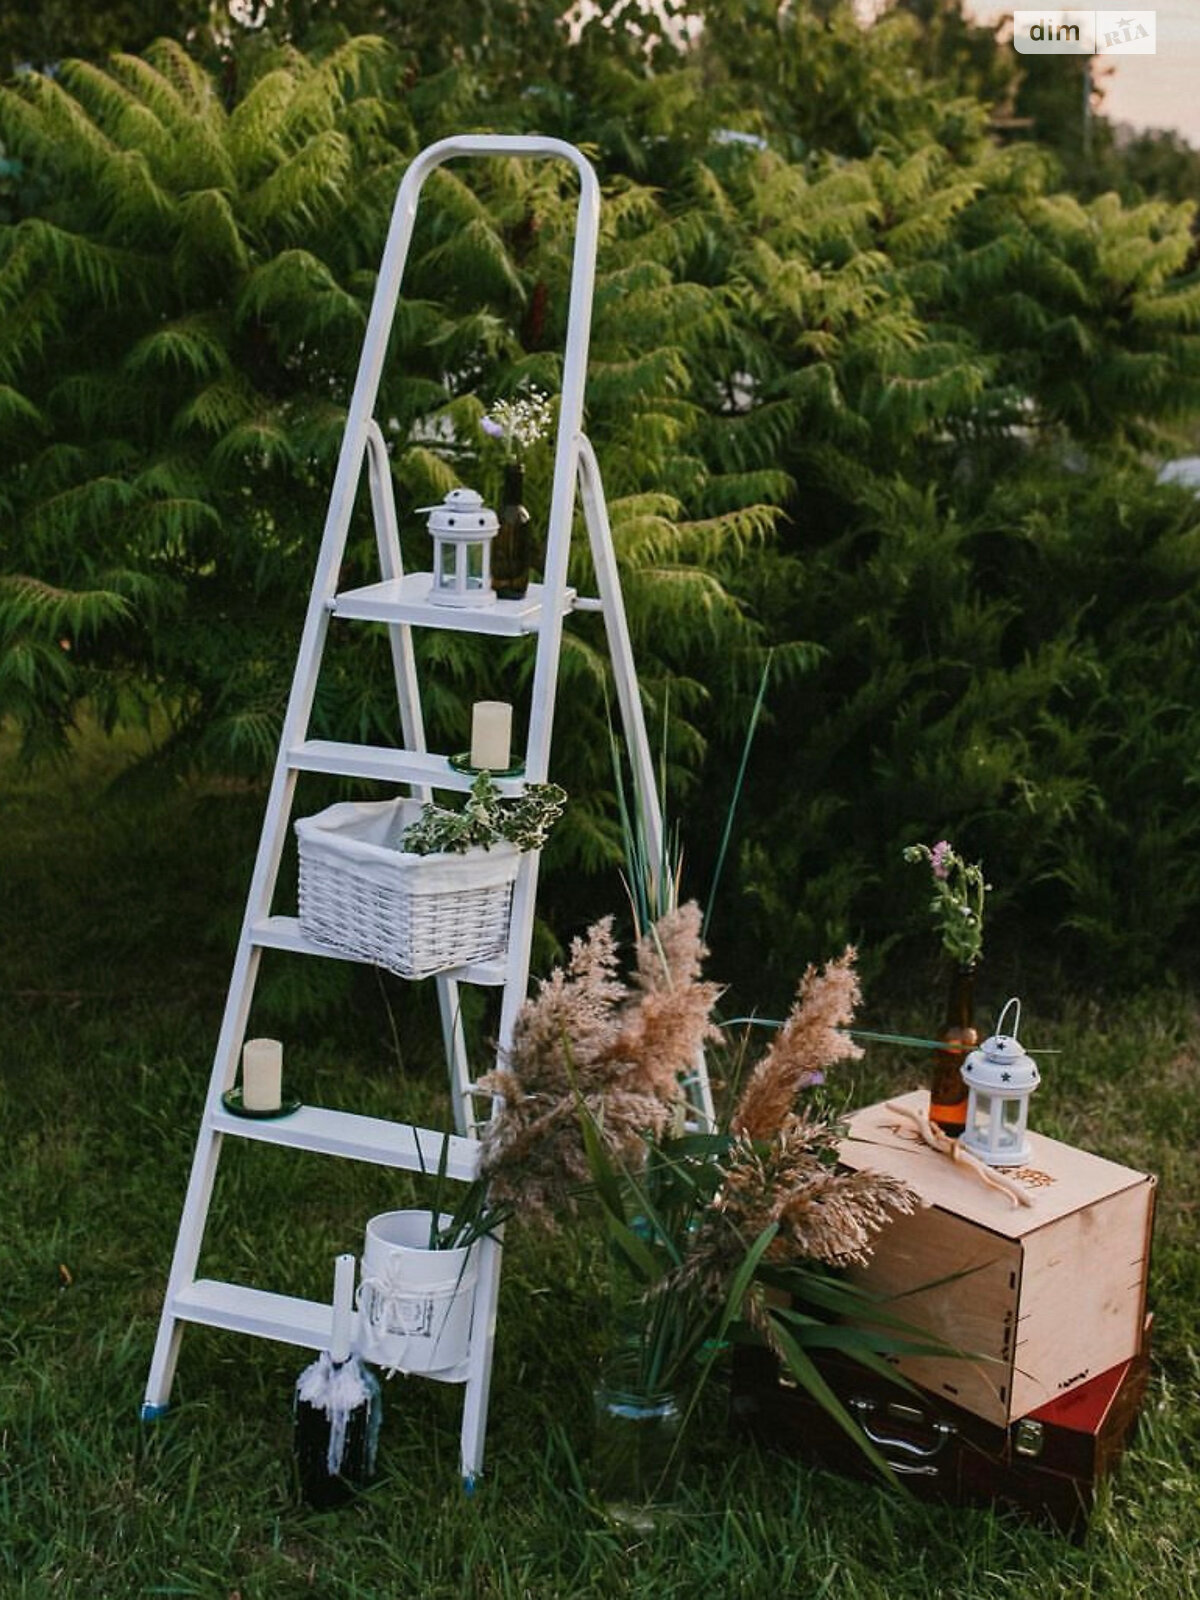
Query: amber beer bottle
[{"left": 930, "top": 965, "right": 977, "bottom": 1136}]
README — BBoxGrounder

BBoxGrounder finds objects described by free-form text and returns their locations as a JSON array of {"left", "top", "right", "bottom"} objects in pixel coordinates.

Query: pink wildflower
[{"left": 930, "top": 840, "right": 952, "bottom": 880}]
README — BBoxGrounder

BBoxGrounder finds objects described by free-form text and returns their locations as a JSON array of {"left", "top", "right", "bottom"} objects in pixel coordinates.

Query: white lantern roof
[
  {"left": 961, "top": 1003, "right": 1040, "bottom": 1094},
  {"left": 419, "top": 487, "right": 499, "bottom": 538}
]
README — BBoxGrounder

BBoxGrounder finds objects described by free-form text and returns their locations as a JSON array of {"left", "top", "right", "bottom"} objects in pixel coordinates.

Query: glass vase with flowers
[
  {"left": 480, "top": 388, "right": 554, "bottom": 599},
  {"left": 903, "top": 839, "right": 990, "bottom": 1136}
]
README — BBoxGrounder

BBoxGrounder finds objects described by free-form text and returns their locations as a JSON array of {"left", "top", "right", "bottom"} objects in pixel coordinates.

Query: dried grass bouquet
[
  {"left": 479, "top": 905, "right": 930, "bottom": 1468},
  {"left": 478, "top": 902, "right": 720, "bottom": 1222}
]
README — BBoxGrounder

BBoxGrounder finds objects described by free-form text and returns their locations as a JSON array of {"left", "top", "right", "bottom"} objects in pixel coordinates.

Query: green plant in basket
[{"left": 400, "top": 771, "right": 566, "bottom": 857}]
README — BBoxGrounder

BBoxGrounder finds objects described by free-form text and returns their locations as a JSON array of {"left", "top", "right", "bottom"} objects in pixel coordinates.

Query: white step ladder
[{"left": 140, "top": 136, "right": 702, "bottom": 1488}]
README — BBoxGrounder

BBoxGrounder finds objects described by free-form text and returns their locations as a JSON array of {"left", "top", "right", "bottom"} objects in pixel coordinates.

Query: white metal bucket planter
[
  {"left": 357, "top": 1210, "right": 480, "bottom": 1375},
  {"left": 295, "top": 798, "right": 519, "bottom": 979}
]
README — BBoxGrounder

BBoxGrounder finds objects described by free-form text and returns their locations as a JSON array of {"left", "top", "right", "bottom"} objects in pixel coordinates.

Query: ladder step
[
  {"left": 287, "top": 740, "right": 526, "bottom": 797},
  {"left": 250, "top": 916, "right": 507, "bottom": 985},
  {"left": 210, "top": 1101, "right": 482, "bottom": 1179},
  {"left": 172, "top": 1280, "right": 470, "bottom": 1382},
  {"left": 332, "top": 574, "right": 575, "bottom": 637},
  {"left": 174, "top": 1279, "right": 333, "bottom": 1349}
]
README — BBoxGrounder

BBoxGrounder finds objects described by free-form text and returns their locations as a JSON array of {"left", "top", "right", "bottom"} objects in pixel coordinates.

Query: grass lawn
[{"left": 3, "top": 726, "right": 1198, "bottom": 1599}]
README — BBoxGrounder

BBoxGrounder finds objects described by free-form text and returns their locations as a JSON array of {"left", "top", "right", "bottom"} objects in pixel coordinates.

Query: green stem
[{"left": 703, "top": 650, "right": 773, "bottom": 944}]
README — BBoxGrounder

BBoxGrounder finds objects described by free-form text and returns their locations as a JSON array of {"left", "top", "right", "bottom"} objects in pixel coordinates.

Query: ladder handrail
[
  {"left": 282, "top": 135, "right": 600, "bottom": 785},
  {"left": 576, "top": 435, "right": 665, "bottom": 881}
]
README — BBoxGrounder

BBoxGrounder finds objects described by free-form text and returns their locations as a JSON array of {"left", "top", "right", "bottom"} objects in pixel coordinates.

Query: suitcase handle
[{"left": 849, "top": 1397, "right": 957, "bottom": 1476}]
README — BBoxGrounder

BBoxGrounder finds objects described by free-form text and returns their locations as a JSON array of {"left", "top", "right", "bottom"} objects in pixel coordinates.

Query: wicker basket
[{"left": 295, "top": 798, "right": 519, "bottom": 979}]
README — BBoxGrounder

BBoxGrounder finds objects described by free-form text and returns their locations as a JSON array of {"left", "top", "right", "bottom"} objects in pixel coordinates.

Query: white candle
[
  {"left": 242, "top": 1037, "right": 283, "bottom": 1112},
  {"left": 470, "top": 701, "right": 512, "bottom": 770}
]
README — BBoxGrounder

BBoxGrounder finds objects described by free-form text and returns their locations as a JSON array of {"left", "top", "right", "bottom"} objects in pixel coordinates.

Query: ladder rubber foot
[
  {"left": 462, "top": 1474, "right": 477, "bottom": 1496},
  {"left": 140, "top": 1402, "right": 170, "bottom": 1421}
]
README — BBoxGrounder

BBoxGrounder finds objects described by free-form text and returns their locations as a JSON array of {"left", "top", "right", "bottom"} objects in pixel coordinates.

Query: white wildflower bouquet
[{"left": 481, "top": 388, "right": 554, "bottom": 461}]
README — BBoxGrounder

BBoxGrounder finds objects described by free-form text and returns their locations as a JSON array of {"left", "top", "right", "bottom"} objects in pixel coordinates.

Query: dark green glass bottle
[{"left": 492, "top": 461, "right": 532, "bottom": 599}]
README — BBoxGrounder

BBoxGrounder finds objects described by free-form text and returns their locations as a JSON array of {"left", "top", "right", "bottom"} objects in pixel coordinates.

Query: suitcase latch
[{"left": 1013, "top": 1418, "right": 1044, "bottom": 1459}]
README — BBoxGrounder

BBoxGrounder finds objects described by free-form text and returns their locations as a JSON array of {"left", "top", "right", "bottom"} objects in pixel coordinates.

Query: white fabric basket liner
[
  {"left": 295, "top": 798, "right": 520, "bottom": 895},
  {"left": 295, "top": 797, "right": 519, "bottom": 978}
]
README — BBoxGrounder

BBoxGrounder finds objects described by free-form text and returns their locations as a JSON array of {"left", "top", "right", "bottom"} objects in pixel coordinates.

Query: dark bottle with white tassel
[{"left": 294, "top": 1253, "right": 381, "bottom": 1507}]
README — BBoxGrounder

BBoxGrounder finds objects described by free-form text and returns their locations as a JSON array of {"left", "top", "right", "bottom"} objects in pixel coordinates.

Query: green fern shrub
[
  {"left": 719, "top": 459, "right": 1200, "bottom": 1002},
  {"left": 0, "top": 34, "right": 775, "bottom": 917},
  {"left": 618, "top": 107, "right": 1200, "bottom": 999},
  {"left": 0, "top": 36, "right": 410, "bottom": 768},
  {"left": 5, "top": 14, "right": 1200, "bottom": 997}
]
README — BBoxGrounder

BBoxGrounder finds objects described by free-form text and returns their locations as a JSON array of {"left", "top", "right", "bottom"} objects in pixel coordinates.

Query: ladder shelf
[
  {"left": 331, "top": 574, "right": 576, "bottom": 635},
  {"left": 142, "top": 134, "right": 688, "bottom": 1488},
  {"left": 209, "top": 1103, "right": 482, "bottom": 1178},
  {"left": 287, "top": 739, "right": 527, "bottom": 795},
  {"left": 171, "top": 1282, "right": 472, "bottom": 1384}
]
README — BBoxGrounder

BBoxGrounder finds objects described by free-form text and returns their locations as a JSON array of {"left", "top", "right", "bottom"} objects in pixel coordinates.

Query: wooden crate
[{"left": 837, "top": 1091, "right": 1155, "bottom": 1427}]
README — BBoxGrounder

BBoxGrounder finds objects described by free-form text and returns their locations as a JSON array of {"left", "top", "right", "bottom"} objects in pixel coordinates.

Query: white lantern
[
  {"left": 959, "top": 998, "right": 1040, "bottom": 1167},
  {"left": 422, "top": 487, "right": 499, "bottom": 607}
]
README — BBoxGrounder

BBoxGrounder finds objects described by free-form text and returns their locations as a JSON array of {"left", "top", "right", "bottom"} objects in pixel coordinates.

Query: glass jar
[{"left": 592, "top": 1373, "right": 681, "bottom": 1526}]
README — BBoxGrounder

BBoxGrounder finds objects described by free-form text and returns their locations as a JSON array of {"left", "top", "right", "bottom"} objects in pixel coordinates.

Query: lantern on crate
[
  {"left": 422, "top": 487, "right": 499, "bottom": 607},
  {"left": 959, "top": 997, "right": 1040, "bottom": 1167}
]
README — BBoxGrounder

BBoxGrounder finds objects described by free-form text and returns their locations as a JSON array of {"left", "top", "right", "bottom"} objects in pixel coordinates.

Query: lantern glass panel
[
  {"left": 1000, "top": 1098, "right": 1024, "bottom": 1144},
  {"left": 973, "top": 1092, "right": 992, "bottom": 1136},
  {"left": 467, "top": 543, "right": 484, "bottom": 587},
  {"left": 439, "top": 542, "right": 457, "bottom": 586}
]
